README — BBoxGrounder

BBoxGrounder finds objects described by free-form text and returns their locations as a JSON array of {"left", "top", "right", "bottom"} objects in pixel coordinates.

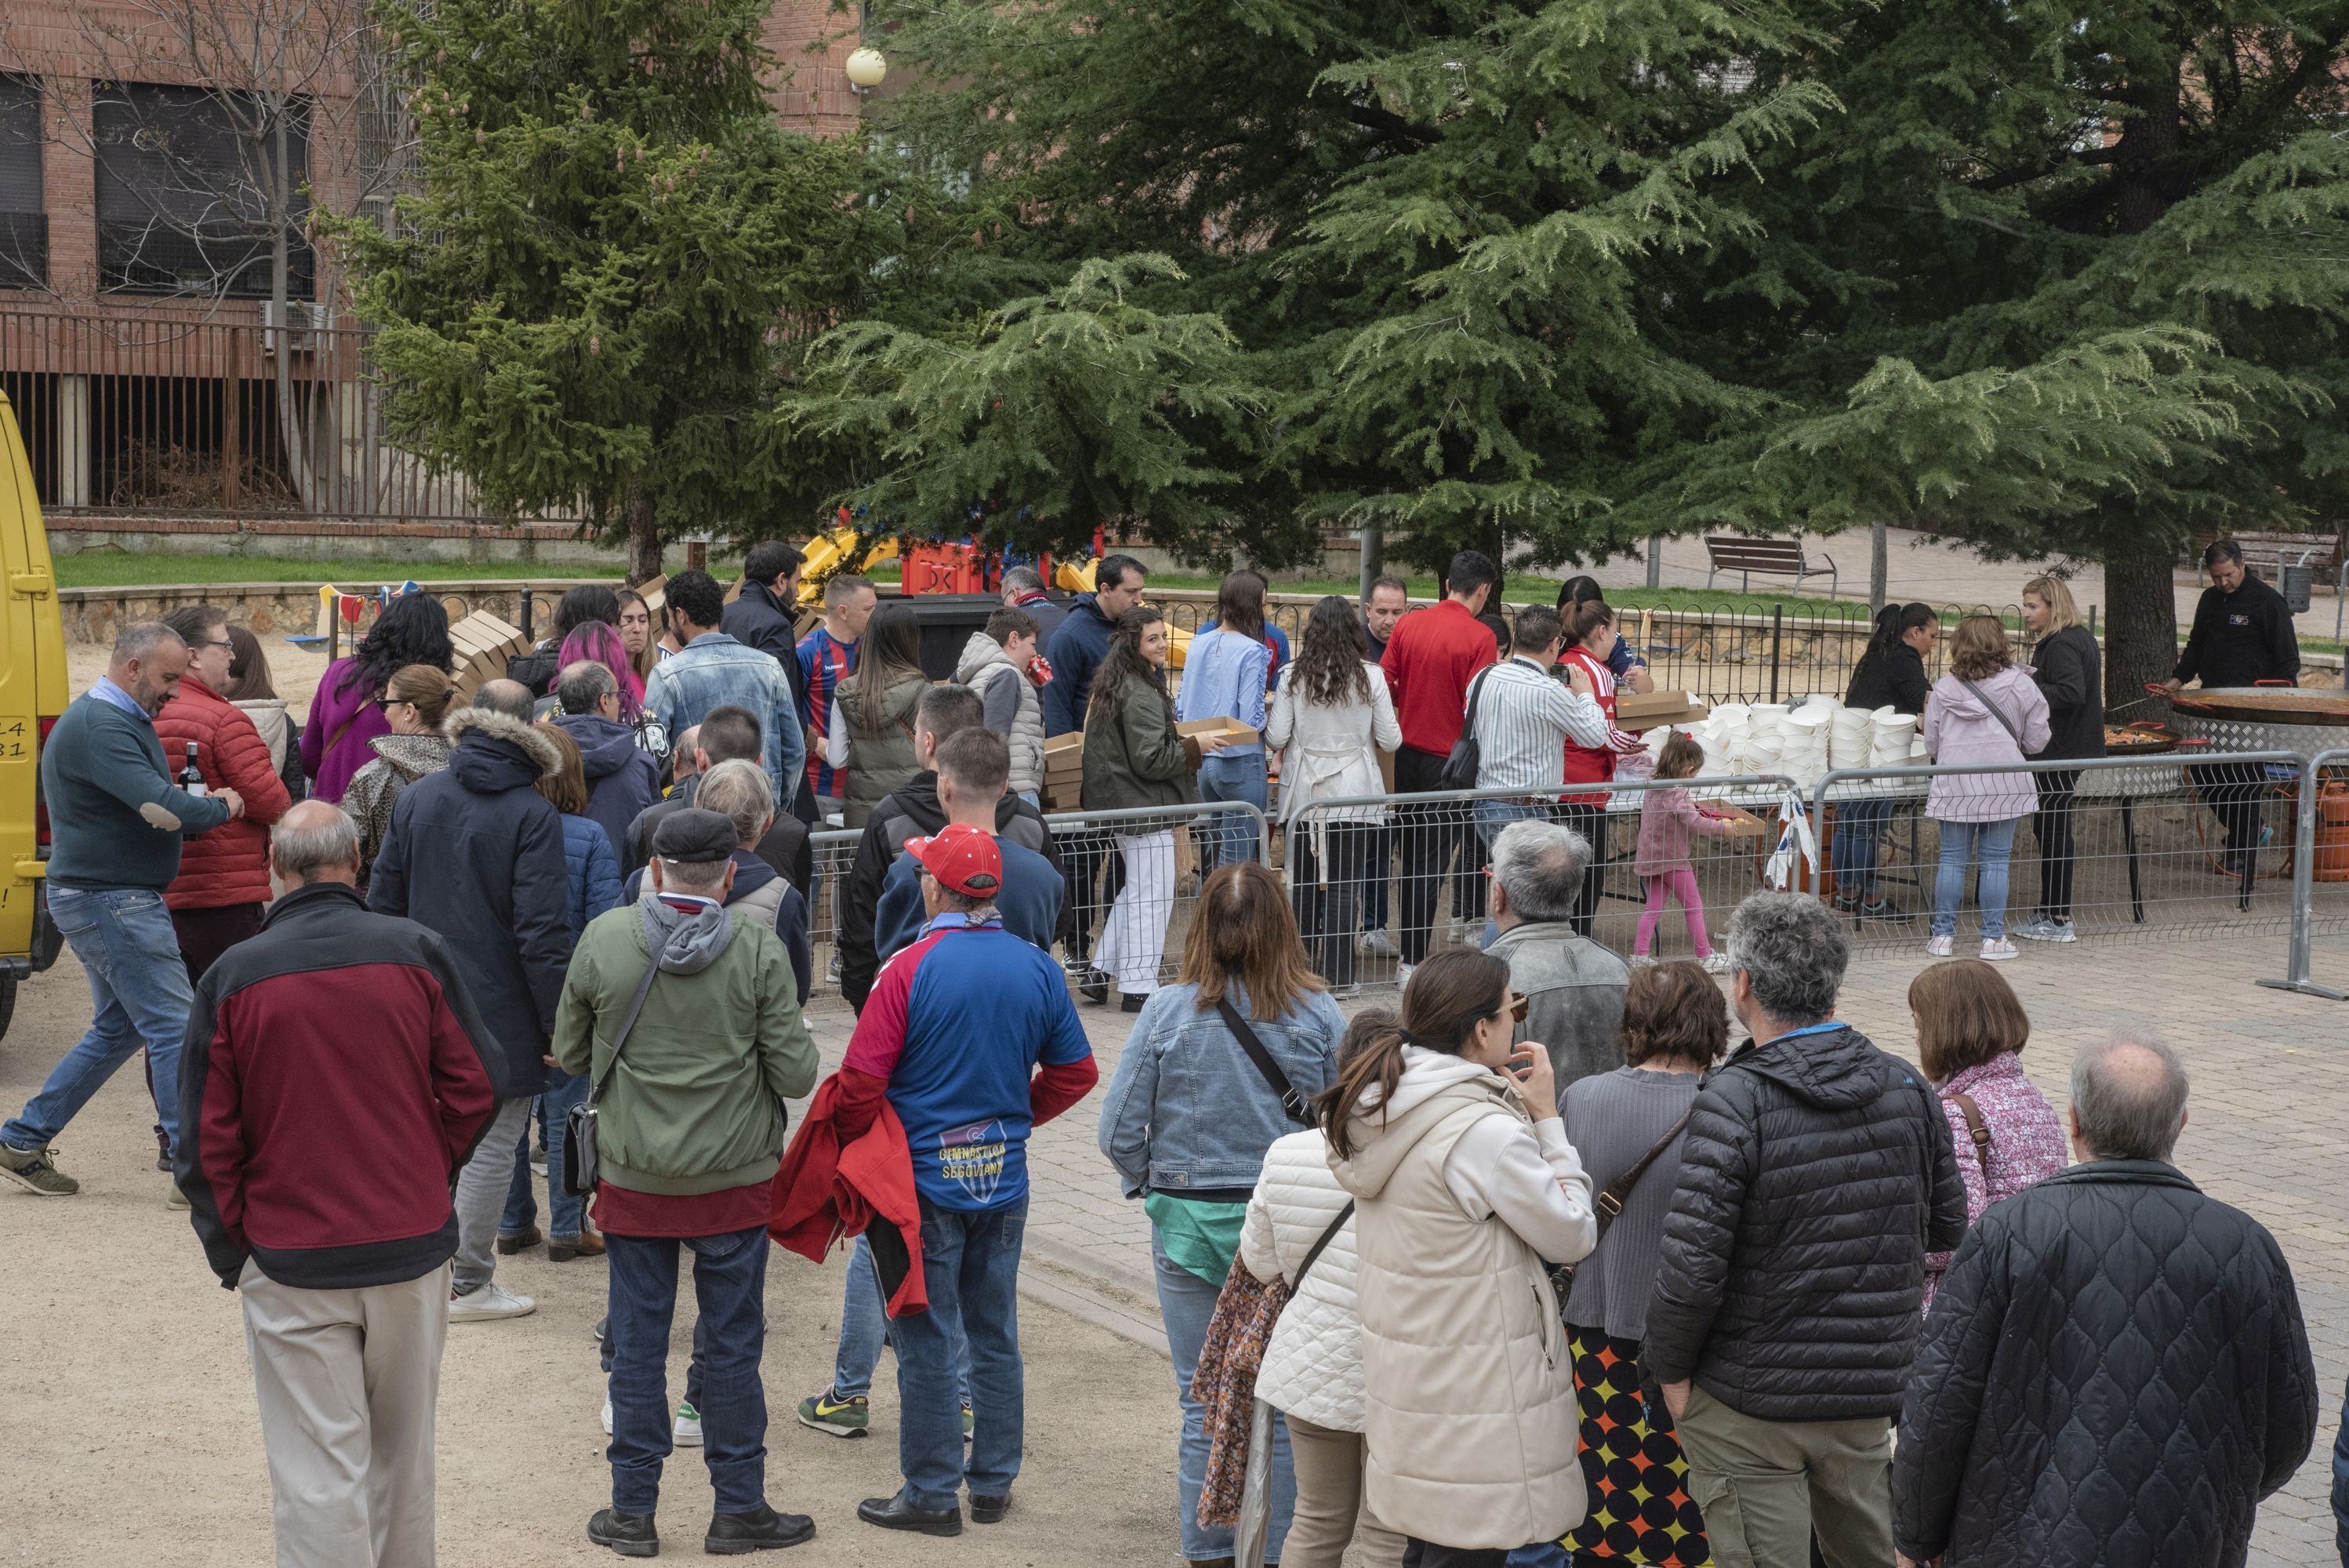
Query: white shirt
[{"left": 1470, "top": 657, "right": 1608, "bottom": 792}]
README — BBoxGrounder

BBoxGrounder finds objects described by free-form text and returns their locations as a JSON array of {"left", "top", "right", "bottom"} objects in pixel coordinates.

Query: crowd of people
[{"left": 0, "top": 534, "right": 2326, "bottom": 1566}]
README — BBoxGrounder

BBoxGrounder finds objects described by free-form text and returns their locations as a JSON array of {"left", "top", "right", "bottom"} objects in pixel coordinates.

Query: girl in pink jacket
[{"left": 1632, "top": 732, "right": 1737, "bottom": 972}]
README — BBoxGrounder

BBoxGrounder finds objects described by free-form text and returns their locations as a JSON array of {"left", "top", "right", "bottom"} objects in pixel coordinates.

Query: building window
[
  {"left": 0, "top": 75, "right": 42, "bottom": 289},
  {"left": 92, "top": 82, "right": 314, "bottom": 300}
]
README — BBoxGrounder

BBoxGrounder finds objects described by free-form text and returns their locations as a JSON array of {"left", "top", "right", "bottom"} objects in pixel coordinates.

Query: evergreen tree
[{"left": 333, "top": 0, "right": 873, "bottom": 579}]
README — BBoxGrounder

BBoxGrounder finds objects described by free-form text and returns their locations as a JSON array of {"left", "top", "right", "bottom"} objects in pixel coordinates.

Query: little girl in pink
[{"left": 1634, "top": 731, "right": 1737, "bottom": 972}]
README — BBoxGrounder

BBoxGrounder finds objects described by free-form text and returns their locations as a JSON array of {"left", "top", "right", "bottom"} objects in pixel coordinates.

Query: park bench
[
  {"left": 2222, "top": 530, "right": 2344, "bottom": 579},
  {"left": 1705, "top": 535, "right": 1838, "bottom": 598}
]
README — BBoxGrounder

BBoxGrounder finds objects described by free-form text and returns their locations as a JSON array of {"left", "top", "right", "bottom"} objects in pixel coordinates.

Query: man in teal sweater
[{"left": 0, "top": 622, "right": 241, "bottom": 1200}]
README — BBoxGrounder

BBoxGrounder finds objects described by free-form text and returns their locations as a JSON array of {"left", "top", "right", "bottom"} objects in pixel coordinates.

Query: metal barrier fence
[
  {"left": 2261, "top": 744, "right": 2349, "bottom": 1000},
  {"left": 1806, "top": 751, "right": 2319, "bottom": 953}
]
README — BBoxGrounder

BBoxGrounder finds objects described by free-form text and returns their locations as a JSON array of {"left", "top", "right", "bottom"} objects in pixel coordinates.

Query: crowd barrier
[{"left": 790, "top": 752, "right": 2345, "bottom": 1010}]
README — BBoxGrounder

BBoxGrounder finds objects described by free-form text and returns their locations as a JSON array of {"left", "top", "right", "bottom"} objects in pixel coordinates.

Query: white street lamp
[{"left": 844, "top": 47, "right": 888, "bottom": 92}]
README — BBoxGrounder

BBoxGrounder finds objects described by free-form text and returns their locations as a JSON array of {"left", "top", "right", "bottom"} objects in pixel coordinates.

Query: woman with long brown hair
[
  {"left": 1326, "top": 949, "right": 1597, "bottom": 1565},
  {"left": 1098, "top": 861, "right": 1345, "bottom": 1567},
  {"left": 1082, "top": 605, "right": 1230, "bottom": 1007},
  {"left": 1268, "top": 593, "right": 1401, "bottom": 986},
  {"left": 835, "top": 601, "right": 930, "bottom": 829},
  {"left": 1176, "top": 569, "right": 1276, "bottom": 868},
  {"left": 1922, "top": 615, "right": 2050, "bottom": 961}
]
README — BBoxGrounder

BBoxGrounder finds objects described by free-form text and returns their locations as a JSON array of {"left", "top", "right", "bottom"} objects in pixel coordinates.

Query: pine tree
[{"left": 332, "top": 0, "right": 873, "bottom": 580}]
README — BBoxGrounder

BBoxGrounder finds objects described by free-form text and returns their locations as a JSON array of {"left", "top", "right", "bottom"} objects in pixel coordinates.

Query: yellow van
[{"left": 0, "top": 390, "right": 72, "bottom": 1036}]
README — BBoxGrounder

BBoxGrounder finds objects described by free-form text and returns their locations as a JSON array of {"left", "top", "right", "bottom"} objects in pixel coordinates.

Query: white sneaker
[
  {"left": 1356, "top": 928, "right": 1397, "bottom": 958},
  {"left": 1628, "top": 953, "right": 1657, "bottom": 970},
  {"left": 1980, "top": 938, "right": 2018, "bottom": 962},
  {"left": 1925, "top": 935, "right": 1954, "bottom": 958},
  {"left": 1447, "top": 916, "right": 1480, "bottom": 945},
  {"left": 601, "top": 1398, "right": 614, "bottom": 1436},
  {"left": 2006, "top": 916, "right": 2051, "bottom": 941},
  {"left": 448, "top": 1282, "right": 536, "bottom": 1323},
  {"left": 1396, "top": 961, "right": 1415, "bottom": 990},
  {"left": 2021, "top": 919, "right": 2076, "bottom": 943},
  {"left": 1701, "top": 953, "right": 1734, "bottom": 975},
  {"left": 673, "top": 1402, "right": 703, "bottom": 1446}
]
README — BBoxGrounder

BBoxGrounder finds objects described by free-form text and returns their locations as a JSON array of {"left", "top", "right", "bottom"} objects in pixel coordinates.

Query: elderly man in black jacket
[
  {"left": 1895, "top": 1033, "right": 2316, "bottom": 1568},
  {"left": 371, "top": 684, "right": 573, "bottom": 1324},
  {"left": 1643, "top": 891, "right": 1966, "bottom": 1568}
]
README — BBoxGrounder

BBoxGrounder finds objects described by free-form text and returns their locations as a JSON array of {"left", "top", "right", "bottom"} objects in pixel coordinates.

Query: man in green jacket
[{"left": 554, "top": 809, "right": 819, "bottom": 1559}]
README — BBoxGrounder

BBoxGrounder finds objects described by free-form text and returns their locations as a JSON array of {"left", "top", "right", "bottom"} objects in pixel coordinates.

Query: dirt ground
[
  {"left": 67, "top": 634, "right": 334, "bottom": 725},
  {"left": 0, "top": 950, "right": 1183, "bottom": 1567}
]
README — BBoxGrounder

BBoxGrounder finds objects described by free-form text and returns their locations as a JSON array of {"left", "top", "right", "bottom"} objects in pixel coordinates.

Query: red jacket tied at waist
[
  {"left": 772, "top": 1073, "right": 929, "bottom": 1318},
  {"left": 156, "top": 673, "right": 293, "bottom": 909}
]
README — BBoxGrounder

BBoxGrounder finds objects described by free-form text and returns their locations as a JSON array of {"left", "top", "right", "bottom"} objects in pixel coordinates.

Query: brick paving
[{"left": 805, "top": 929, "right": 2349, "bottom": 1564}]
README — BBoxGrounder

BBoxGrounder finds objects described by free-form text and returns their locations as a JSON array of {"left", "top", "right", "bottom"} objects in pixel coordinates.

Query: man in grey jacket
[{"left": 1483, "top": 818, "right": 1629, "bottom": 1088}]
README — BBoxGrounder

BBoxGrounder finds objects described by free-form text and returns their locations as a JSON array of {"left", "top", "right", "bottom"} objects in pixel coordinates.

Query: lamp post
[{"left": 845, "top": 46, "right": 888, "bottom": 96}]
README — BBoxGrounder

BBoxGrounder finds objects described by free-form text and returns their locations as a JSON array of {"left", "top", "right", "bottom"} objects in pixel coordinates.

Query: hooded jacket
[
  {"left": 1643, "top": 1023, "right": 1969, "bottom": 1421},
  {"left": 956, "top": 630, "right": 1046, "bottom": 796},
  {"left": 155, "top": 673, "right": 293, "bottom": 910},
  {"left": 552, "top": 710, "right": 661, "bottom": 860},
  {"left": 1082, "top": 673, "right": 1201, "bottom": 814},
  {"left": 552, "top": 895, "right": 819, "bottom": 1196},
  {"left": 623, "top": 847, "right": 811, "bottom": 1007},
  {"left": 1894, "top": 1160, "right": 2317, "bottom": 1568},
  {"left": 1922, "top": 666, "right": 2053, "bottom": 823},
  {"left": 176, "top": 881, "right": 499, "bottom": 1290},
  {"left": 343, "top": 732, "right": 453, "bottom": 883},
  {"left": 837, "top": 773, "right": 1062, "bottom": 1011},
  {"left": 836, "top": 666, "right": 931, "bottom": 826},
  {"left": 367, "top": 709, "right": 573, "bottom": 1099},
  {"left": 1330, "top": 1051, "right": 1593, "bottom": 1550},
  {"left": 625, "top": 771, "right": 811, "bottom": 890},
  {"left": 1041, "top": 593, "right": 1118, "bottom": 736}
]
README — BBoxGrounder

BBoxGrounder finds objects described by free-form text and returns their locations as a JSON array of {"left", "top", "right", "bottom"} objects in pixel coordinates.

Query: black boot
[
  {"left": 706, "top": 1504, "right": 816, "bottom": 1553},
  {"left": 586, "top": 1508, "right": 659, "bottom": 1558},
  {"left": 857, "top": 1493, "right": 963, "bottom": 1537}
]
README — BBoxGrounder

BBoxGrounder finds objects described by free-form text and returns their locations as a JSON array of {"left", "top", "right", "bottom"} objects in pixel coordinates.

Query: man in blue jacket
[
  {"left": 553, "top": 660, "right": 660, "bottom": 860},
  {"left": 371, "top": 691, "right": 572, "bottom": 1324},
  {"left": 0, "top": 622, "right": 239, "bottom": 1200},
  {"left": 1040, "top": 554, "right": 1147, "bottom": 736},
  {"left": 644, "top": 569, "right": 804, "bottom": 814}
]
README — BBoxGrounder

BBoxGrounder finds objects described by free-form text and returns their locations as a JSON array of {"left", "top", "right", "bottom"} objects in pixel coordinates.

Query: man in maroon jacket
[
  {"left": 1378, "top": 549, "right": 1501, "bottom": 973},
  {"left": 176, "top": 800, "right": 499, "bottom": 1568}
]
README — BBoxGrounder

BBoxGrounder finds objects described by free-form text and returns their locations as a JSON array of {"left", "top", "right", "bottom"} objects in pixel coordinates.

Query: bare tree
[{"left": 24, "top": 0, "right": 413, "bottom": 510}]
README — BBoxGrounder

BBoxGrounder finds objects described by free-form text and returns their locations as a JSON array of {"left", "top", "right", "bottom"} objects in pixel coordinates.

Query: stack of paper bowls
[
  {"left": 1780, "top": 705, "right": 1831, "bottom": 788},
  {"left": 1869, "top": 710, "right": 1918, "bottom": 792},
  {"left": 1829, "top": 705, "right": 1876, "bottom": 770}
]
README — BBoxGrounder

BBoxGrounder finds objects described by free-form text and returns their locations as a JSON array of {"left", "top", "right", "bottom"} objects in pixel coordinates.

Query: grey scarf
[{"left": 637, "top": 892, "right": 735, "bottom": 975}]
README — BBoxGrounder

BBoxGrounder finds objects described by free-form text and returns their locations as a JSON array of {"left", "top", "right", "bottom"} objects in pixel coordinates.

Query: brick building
[{"left": 0, "top": 0, "right": 862, "bottom": 527}]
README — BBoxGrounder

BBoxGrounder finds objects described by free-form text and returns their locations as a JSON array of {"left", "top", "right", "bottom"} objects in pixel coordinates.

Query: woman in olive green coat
[
  {"left": 834, "top": 602, "right": 930, "bottom": 829},
  {"left": 1082, "top": 607, "right": 1230, "bottom": 1009}
]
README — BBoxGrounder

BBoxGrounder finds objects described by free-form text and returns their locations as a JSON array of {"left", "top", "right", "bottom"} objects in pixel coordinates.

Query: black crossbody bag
[
  {"left": 1437, "top": 665, "right": 1498, "bottom": 791},
  {"left": 562, "top": 953, "right": 665, "bottom": 1198},
  {"left": 1218, "top": 997, "right": 1312, "bottom": 1125}
]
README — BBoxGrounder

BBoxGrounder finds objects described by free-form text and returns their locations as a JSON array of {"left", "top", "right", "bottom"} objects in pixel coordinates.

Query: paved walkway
[
  {"left": 808, "top": 927, "right": 2347, "bottom": 1566},
  {"left": 1582, "top": 524, "right": 2349, "bottom": 645}
]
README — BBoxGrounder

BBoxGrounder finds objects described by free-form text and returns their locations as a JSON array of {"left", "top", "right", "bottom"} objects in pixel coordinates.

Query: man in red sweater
[
  {"left": 1378, "top": 549, "right": 1501, "bottom": 972},
  {"left": 839, "top": 826, "right": 1097, "bottom": 1537},
  {"left": 177, "top": 801, "right": 498, "bottom": 1568}
]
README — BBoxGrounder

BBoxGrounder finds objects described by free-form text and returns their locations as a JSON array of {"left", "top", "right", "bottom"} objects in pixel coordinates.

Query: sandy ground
[
  {"left": 0, "top": 950, "right": 1183, "bottom": 1567},
  {"left": 67, "top": 636, "right": 334, "bottom": 727}
]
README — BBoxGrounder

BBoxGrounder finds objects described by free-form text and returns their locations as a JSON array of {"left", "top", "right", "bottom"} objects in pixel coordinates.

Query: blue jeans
[
  {"left": 1504, "top": 1547, "right": 1569, "bottom": 1567},
  {"left": 500, "top": 1072, "right": 586, "bottom": 1240},
  {"left": 886, "top": 1196, "right": 1029, "bottom": 1511},
  {"left": 5, "top": 886, "right": 193, "bottom": 1159},
  {"left": 604, "top": 1225, "right": 771, "bottom": 1515},
  {"left": 833, "top": 1232, "right": 971, "bottom": 1403},
  {"left": 1154, "top": 1229, "right": 1294, "bottom": 1562},
  {"left": 1830, "top": 797, "right": 1893, "bottom": 900},
  {"left": 1196, "top": 753, "right": 1268, "bottom": 867},
  {"left": 1932, "top": 817, "right": 2020, "bottom": 939}
]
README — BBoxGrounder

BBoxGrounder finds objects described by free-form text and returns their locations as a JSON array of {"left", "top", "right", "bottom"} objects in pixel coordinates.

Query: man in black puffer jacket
[
  {"left": 1896, "top": 1033, "right": 2316, "bottom": 1568},
  {"left": 1644, "top": 891, "right": 1966, "bottom": 1568}
]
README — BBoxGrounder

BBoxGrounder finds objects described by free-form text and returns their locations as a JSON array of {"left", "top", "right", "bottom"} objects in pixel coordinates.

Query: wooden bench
[
  {"left": 1705, "top": 535, "right": 1837, "bottom": 598},
  {"left": 2222, "top": 531, "right": 2344, "bottom": 579}
]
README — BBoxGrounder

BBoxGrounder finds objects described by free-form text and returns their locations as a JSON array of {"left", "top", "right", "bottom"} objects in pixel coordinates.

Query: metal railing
[{"left": 2261, "top": 745, "right": 2349, "bottom": 1000}]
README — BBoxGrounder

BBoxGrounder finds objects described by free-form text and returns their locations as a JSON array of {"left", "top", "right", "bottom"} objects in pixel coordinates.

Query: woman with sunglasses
[
  {"left": 1326, "top": 948, "right": 1597, "bottom": 1566},
  {"left": 340, "top": 665, "right": 458, "bottom": 889}
]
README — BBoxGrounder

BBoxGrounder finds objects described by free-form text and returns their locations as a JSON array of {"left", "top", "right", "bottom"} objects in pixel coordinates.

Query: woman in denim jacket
[{"left": 1098, "top": 862, "right": 1347, "bottom": 1568}]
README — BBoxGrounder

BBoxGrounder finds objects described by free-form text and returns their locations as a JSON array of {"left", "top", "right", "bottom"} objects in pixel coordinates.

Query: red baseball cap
[{"left": 905, "top": 824, "right": 1003, "bottom": 898}]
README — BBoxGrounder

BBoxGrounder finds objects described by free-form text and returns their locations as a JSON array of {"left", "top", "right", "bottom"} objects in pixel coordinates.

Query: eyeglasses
[
  {"left": 200, "top": 639, "right": 233, "bottom": 652},
  {"left": 1504, "top": 992, "right": 1530, "bottom": 1024},
  {"left": 374, "top": 698, "right": 411, "bottom": 713}
]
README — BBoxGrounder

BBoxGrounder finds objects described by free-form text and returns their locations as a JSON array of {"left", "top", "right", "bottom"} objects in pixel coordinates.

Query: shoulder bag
[
  {"left": 1553, "top": 1107, "right": 1694, "bottom": 1297},
  {"left": 1957, "top": 677, "right": 2027, "bottom": 754},
  {"left": 1436, "top": 664, "right": 1499, "bottom": 791},
  {"left": 1947, "top": 1091, "right": 1993, "bottom": 1178},
  {"left": 1217, "top": 997, "right": 1312, "bottom": 1125},
  {"left": 561, "top": 951, "right": 666, "bottom": 1197}
]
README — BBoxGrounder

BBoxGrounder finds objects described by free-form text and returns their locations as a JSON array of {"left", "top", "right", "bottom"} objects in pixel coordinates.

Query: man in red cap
[{"left": 835, "top": 822, "right": 1096, "bottom": 1537}]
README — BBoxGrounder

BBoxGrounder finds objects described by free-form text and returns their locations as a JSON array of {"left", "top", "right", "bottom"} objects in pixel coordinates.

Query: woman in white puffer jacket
[{"left": 1240, "top": 1011, "right": 1409, "bottom": 1568}]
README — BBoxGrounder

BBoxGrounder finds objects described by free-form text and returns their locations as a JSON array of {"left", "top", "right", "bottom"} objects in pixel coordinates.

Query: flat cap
[{"left": 651, "top": 808, "right": 736, "bottom": 865}]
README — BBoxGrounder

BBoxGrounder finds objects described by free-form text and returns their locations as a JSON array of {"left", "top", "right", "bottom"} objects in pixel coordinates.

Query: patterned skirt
[{"left": 1561, "top": 1324, "right": 1710, "bottom": 1567}]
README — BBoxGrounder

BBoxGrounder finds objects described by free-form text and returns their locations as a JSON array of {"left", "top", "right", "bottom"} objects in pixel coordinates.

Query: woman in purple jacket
[
  {"left": 300, "top": 593, "right": 454, "bottom": 804},
  {"left": 1922, "top": 615, "right": 2050, "bottom": 962}
]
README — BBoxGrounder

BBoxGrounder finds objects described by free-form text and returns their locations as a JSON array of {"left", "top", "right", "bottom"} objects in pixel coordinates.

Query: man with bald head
[
  {"left": 180, "top": 800, "right": 499, "bottom": 1568},
  {"left": 1895, "top": 1033, "right": 2317, "bottom": 1568}
]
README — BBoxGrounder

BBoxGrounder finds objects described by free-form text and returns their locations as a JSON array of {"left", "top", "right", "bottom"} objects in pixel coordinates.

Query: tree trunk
[
  {"left": 626, "top": 482, "right": 662, "bottom": 583},
  {"left": 268, "top": 107, "right": 322, "bottom": 513},
  {"left": 2100, "top": 524, "right": 2178, "bottom": 708},
  {"left": 1869, "top": 521, "right": 1888, "bottom": 613},
  {"left": 1358, "top": 521, "right": 1383, "bottom": 603}
]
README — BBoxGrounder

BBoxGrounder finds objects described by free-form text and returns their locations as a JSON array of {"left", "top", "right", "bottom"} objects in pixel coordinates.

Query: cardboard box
[
  {"left": 1614, "top": 691, "right": 1710, "bottom": 734},
  {"left": 447, "top": 611, "right": 528, "bottom": 702}
]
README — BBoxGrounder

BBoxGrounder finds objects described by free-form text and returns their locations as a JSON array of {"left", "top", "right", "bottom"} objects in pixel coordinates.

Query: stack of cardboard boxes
[{"left": 447, "top": 612, "right": 529, "bottom": 703}]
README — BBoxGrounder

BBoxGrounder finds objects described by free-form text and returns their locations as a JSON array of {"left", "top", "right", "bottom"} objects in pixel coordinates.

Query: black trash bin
[{"left": 885, "top": 593, "right": 1004, "bottom": 681}]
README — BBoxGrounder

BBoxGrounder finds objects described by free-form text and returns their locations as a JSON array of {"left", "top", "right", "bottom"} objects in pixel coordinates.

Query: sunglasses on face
[{"left": 1503, "top": 993, "right": 1530, "bottom": 1024}]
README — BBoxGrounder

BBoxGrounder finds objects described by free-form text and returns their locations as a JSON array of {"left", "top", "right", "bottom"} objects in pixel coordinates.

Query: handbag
[
  {"left": 1552, "top": 1108, "right": 1694, "bottom": 1298},
  {"left": 1436, "top": 664, "right": 1498, "bottom": 791},
  {"left": 1217, "top": 997, "right": 1312, "bottom": 1124},
  {"left": 561, "top": 949, "right": 666, "bottom": 1197}
]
